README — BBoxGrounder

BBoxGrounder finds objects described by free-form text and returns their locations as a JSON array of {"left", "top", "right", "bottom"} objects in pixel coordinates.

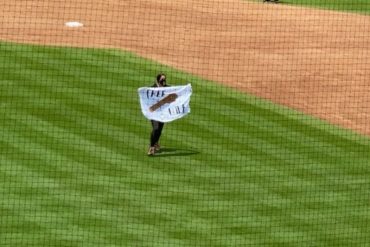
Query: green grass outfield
[
  {"left": 259, "top": 0, "right": 370, "bottom": 15},
  {"left": 1, "top": 42, "right": 370, "bottom": 246}
]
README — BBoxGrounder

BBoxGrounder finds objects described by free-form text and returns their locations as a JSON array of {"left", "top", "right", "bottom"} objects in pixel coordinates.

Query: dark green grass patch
[
  {"left": 1, "top": 42, "right": 370, "bottom": 246},
  {"left": 262, "top": 0, "right": 370, "bottom": 15}
]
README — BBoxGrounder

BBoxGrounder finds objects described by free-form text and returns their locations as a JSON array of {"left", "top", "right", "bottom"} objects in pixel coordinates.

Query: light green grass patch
[
  {"left": 1, "top": 42, "right": 370, "bottom": 246},
  {"left": 259, "top": 0, "right": 370, "bottom": 15}
]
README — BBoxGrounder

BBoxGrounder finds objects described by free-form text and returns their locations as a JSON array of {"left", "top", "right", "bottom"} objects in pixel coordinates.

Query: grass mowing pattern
[
  {"left": 1, "top": 42, "right": 370, "bottom": 246},
  {"left": 274, "top": 0, "right": 370, "bottom": 15}
]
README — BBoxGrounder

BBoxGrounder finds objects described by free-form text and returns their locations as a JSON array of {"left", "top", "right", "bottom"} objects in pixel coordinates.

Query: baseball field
[
  {"left": 283, "top": 0, "right": 370, "bottom": 14},
  {"left": 1, "top": 0, "right": 370, "bottom": 246}
]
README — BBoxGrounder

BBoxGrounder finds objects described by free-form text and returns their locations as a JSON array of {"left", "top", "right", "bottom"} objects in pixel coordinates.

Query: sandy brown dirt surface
[{"left": 1, "top": 0, "right": 370, "bottom": 135}]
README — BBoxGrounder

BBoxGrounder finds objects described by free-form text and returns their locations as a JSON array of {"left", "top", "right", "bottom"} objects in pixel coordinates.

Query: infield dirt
[{"left": 1, "top": 0, "right": 370, "bottom": 135}]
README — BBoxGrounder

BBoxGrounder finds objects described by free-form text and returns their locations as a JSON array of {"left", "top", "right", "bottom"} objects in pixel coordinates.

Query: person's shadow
[{"left": 151, "top": 147, "right": 199, "bottom": 157}]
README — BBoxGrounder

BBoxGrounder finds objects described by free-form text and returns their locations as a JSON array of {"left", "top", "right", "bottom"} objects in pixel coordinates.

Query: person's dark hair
[
  {"left": 156, "top": 73, "right": 166, "bottom": 86},
  {"left": 156, "top": 73, "right": 166, "bottom": 82}
]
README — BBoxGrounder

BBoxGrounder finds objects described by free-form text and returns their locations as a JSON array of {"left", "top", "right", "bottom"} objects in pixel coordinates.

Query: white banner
[{"left": 138, "top": 84, "right": 192, "bottom": 122}]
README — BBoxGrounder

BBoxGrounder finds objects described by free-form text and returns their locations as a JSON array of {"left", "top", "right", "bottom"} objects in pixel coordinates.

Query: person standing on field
[{"left": 147, "top": 73, "right": 168, "bottom": 156}]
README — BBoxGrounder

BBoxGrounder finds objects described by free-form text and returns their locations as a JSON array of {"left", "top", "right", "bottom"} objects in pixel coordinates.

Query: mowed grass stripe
[
  {"left": 1, "top": 42, "right": 370, "bottom": 246},
  {"left": 4, "top": 77, "right": 252, "bottom": 168},
  {"left": 4, "top": 42, "right": 369, "bottom": 162},
  {"left": 251, "top": 0, "right": 370, "bottom": 15},
  {"left": 281, "top": 0, "right": 370, "bottom": 15},
  {"left": 0, "top": 120, "right": 191, "bottom": 245}
]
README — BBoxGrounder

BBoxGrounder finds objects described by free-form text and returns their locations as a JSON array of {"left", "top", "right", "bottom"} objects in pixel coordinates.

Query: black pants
[{"left": 150, "top": 120, "right": 164, "bottom": 147}]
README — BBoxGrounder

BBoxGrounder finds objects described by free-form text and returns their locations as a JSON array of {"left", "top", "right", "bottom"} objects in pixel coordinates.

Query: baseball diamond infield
[{"left": 1, "top": 0, "right": 370, "bottom": 135}]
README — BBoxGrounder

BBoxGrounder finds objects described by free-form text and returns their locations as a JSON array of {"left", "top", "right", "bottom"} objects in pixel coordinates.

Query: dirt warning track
[{"left": 1, "top": 0, "right": 370, "bottom": 135}]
